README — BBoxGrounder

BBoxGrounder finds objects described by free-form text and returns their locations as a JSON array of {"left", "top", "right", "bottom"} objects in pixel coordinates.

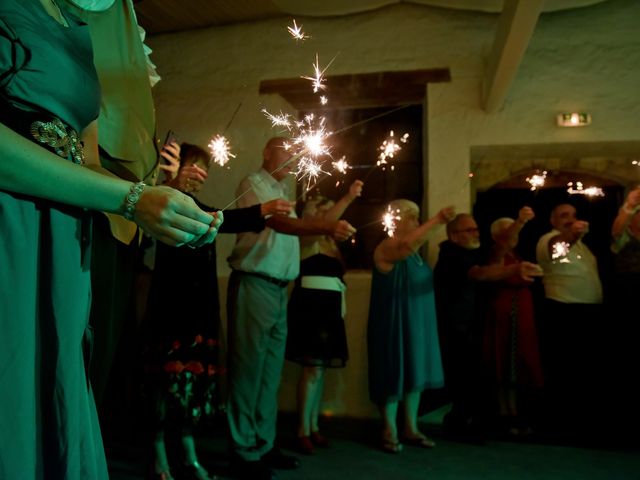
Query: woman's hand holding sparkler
[
  {"left": 133, "top": 186, "right": 221, "bottom": 247},
  {"left": 261, "top": 198, "right": 295, "bottom": 217},
  {"left": 435, "top": 206, "right": 456, "bottom": 224},
  {"left": 517, "top": 206, "right": 535, "bottom": 225},
  {"left": 623, "top": 187, "right": 640, "bottom": 214}
]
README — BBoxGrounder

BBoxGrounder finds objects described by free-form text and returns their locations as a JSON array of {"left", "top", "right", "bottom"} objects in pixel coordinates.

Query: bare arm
[
  {"left": 266, "top": 215, "right": 355, "bottom": 241},
  {"left": 492, "top": 206, "right": 534, "bottom": 262},
  {"left": 612, "top": 187, "right": 640, "bottom": 239},
  {"left": 322, "top": 180, "right": 363, "bottom": 222},
  {"left": 546, "top": 221, "right": 589, "bottom": 257},
  {"left": 469, "top": 261, "right": 542, "bottom": 282},
  {"left": 374, "top": 206, "right": 455, "bottom": 272},
  {"left": 0, "top": 121, "right": 217, "bottom": 246}
]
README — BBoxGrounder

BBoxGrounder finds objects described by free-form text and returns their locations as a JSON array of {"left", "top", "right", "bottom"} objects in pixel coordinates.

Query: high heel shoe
[{"left": 310, "top": 431, "right": 330, "bottom": 448}]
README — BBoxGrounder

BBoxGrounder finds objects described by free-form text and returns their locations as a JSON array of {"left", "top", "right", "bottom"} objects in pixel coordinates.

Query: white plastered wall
[{"left": 148, "top": 0, "right": 640, "bottom": 418}]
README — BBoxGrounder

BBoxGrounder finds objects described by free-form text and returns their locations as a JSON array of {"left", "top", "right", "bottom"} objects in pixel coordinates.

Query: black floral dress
[{"left": 143, "top": 203, "right": 264, "bottom": 430}]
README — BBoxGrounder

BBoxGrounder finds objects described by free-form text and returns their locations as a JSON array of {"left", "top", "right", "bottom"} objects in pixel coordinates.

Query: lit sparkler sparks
[
  {"left": 320, "top": 96, "right": 328, "bottom": 105},
  {"left": 261, "top": 109, "right": 292, "bottom": 130},
  {"left": 551, "top": 241, "right": 571, "bottom": 263},
  {"left": 294, "top": 156, "right": 330, "bottom": 191},
  {"left": 287, "top": 113, "right": 332, "bottom": 158},
  {"left": 567, "top": 181, "right": 605, "bottom": 197},
  {"left": 301, "top": 54, "right": 329, "bottom": 93},
  {"left": 332, "top": 156, "right": 350, "bottom": 174},
  {"left": 377, "top": 131, "right": 409, "bottom": 166},
  {"left": 382, "top": 206, "right": 402, "bottom": 237},
  {"left": 207, "top": 134, "right": 236, "bottom": 167},
  {"left": 526, "top": 170, "right": 547, "bottom": 191},
  {"left": 287, "top": 19, "right": 310, "bottom": 41}
]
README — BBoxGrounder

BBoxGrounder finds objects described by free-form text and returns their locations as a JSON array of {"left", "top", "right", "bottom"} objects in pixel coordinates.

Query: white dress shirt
[{"left": 228, "top": 168, "right": 300, "bottom": 281}]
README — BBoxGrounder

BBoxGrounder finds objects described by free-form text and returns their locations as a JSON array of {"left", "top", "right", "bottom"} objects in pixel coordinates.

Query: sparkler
[
  {"left": 382, "top": 206, "right": 402, "bottom": 237},
  {"left": 551, "top": 241, "right": 571, "bottom": 263},
  {"left": 262, "top": 109, "right": 292, "bottom": 130},
  {"left": 287, "top": 19, "right": 310, "bottom": 41},
  {"left": 320, "top": 96, "right": 328, "bottom": 105},
  {"left": 294, "top": 156, "right": 331, "bottom": 191},
  {"left": 207, "top": 134, "right": 236, "bottom": 167},
  {"left": 332, "top": 155, "right": 350, "bottom": 174},
  {"left": 567, "top": 181, "right": 605, "bottom": 197},
  {"left": 301, "top": 53, "right": 338, "bottom": 94},
  {"left": 378, "top": 130, "right": 409, "bottom": 166},
  {"left": 526, "top": 170, "right": 547, "bottom": 191}
]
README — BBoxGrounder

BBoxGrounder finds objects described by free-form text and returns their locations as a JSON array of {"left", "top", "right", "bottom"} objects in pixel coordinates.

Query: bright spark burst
[
  {"left": 332, "top": 156, "right": 350, "bottom": 174},
  {"left": 301, "top": 54, "right": 328, "bottom": 93},
  {"left": 207, "top": 134, "right": 236, "bottom": 167},
  {"left": 632, "top": 160, "right": 640, "bottom": 167},
  {"left": 289, "top": 113, "right": 332, "bottom": 158},
  {"left": 261, "top": 109, "right": 292, "bottom": 129},
  {"left": 526, "top": 170, "right": 547, "bottom": 191},
  {"left": 377, "top": 131, "right": 409, "bottom": 166},
  {"left": 551, "top": 241, "right": 571, "bottom": 263},
  {"left": 320, "top": 96, "right": 328, "bottom": 105},
  {"left": 382, "top": 206, "right": 402, "bottom": 237},
  {"left": 294, "top": 156, "right": 330, "bottom": 191},
  {"left": 567, "top": 181, "right": 605, "bottom": 197},
  {"left": 287, "top": 19, "right": 310, "bottom": 41}
]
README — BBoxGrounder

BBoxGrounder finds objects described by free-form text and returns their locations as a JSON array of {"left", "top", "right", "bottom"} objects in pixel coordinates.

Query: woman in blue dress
[
  {"left": 368, "top": 199, "right": 454, "bottom": 453},
  {"left": 0, "top": 1, "right": 220, "bottom": 478}
]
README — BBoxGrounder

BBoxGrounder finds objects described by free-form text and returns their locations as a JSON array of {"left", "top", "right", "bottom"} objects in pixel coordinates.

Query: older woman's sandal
[
  {"left": 402, "top": 435, "right": 436, "bottom": 449},
  {"left": 381, "top": 437, "right": 403, "bottom": 453}
]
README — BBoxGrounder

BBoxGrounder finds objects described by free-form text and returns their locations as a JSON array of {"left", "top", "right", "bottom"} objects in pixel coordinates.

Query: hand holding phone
[{"left": 159, "top": 130, "right": 181, "bottom": 179}]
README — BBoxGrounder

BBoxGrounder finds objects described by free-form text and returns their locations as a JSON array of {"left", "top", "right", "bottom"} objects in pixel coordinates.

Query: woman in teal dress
[
  {"left": 368, "top": 199, "right": 454, "bottom": 453},
  {"left": 0, "top": 1, "right": 221, "bottom": 478}
]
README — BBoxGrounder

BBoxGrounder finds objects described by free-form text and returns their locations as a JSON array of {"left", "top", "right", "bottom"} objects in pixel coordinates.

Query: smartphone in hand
[{"left": 163, "top": 129, "right": 178, "bottom": 148}]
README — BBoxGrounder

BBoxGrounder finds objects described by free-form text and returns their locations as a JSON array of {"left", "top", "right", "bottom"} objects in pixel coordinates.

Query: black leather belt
[{"left": 237, "top": 270, "right": 289, "bottom": 288}]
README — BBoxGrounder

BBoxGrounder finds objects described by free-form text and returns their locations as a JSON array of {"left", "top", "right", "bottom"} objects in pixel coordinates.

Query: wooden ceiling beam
[{"left": 482, "top": 0, "right": 545, "bottom": 112}]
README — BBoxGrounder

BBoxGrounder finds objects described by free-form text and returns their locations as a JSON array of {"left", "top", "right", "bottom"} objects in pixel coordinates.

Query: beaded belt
[
  {"left": 29, "top": 117, "right": 85, "bottom": 165},
  {"left": 0, "top": 99, "right": 86, "bottom": 165}
]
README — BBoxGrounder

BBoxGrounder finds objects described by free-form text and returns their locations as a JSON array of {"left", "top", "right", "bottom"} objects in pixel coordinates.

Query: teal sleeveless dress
[
  {"left": 367, "top": 254, "right": 444, "bottom": 404},
  {"left": 0, "top": 1, "right": 107, "bottom": 479}
]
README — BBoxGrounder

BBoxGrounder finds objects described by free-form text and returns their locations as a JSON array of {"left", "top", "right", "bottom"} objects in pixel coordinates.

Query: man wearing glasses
[{"left": 434, "top": 213, "right": 541, "bottom": 443}]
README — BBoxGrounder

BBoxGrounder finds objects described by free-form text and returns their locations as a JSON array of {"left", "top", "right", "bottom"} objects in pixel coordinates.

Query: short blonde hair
[
  {"left": 490, "top": 217, "right": 514, "bottom": 240},
  {"left": 387, "top": 199, "right": 419, "bottom": 219}
]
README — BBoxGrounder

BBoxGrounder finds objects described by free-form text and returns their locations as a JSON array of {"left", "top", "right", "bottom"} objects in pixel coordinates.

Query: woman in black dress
[
  {"left": 143, "top": 143, "right": 291, "bottom": 480},
  {"left": 286, "top": 180, "right": 362, "bottom": 454}
]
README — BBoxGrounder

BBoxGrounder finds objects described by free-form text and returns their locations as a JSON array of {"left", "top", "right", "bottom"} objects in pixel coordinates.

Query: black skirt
[{"left": 286, "top": 254, "right": 349, "bottom": 368}]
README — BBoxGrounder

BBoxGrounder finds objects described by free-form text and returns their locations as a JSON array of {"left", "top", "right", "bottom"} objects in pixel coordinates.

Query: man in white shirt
[
  {"left": 227, "top": 137, "right": 355, "bottom": 480},
  {"left": 535, "top": 203, "right": 602, "bottom": 433}
]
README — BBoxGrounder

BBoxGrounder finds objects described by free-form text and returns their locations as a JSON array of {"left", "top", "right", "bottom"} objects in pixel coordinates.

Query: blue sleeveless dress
[
  {"left": 0, "top": 1, "right": 106, "bottom": 478},
  {"left": 367, "top": 254, "right": 444, "bottom": 404}
]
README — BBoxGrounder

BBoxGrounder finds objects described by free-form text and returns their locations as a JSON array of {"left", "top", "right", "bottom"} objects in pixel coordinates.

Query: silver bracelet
[
  {"left": 123, "top": 181, "right": 146, "bottom": 221},
  {"left": 622, "top": 203, "right": 637, "bottom": 215}
]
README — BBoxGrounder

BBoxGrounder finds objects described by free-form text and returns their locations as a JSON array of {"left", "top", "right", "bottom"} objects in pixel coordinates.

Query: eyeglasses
[{"left": 453, "top": 227, "right": 479, "bottom": 234}]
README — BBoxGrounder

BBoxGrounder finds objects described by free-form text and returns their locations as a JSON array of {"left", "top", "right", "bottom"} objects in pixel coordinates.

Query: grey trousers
[{"left": 226, "top": 271, "right": 288, "bottom": 460}]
